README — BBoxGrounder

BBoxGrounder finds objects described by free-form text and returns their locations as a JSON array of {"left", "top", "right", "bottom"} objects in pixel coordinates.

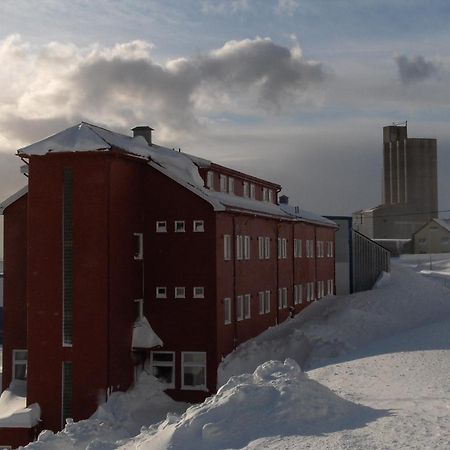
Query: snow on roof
[
  {"left": 0, "top": 185, "right": 28, "bottom": 215},
  {"left": 132, "top": 316, "right": 163, "bottom": 350},
  {"left": 0, "top": 380, "right": 40, "bottom": 428},
  {"left": 434, "top": 218, "right": 450, "bottom": 233},
  {"left": 17, "top": 122, "right": 335, "bottom": 227}
]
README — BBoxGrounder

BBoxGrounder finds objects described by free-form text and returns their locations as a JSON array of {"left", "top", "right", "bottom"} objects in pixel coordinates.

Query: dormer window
[
  {"left": 207, "top": 171, "right": 214, "bottom": 190},
  {"left": 228, "top": 177, "right": 234, "bottom": 195},
  {"left": 243, "top": 181, "right": 250, "bottom": 198},
  {"left": 250, "top": 183, "right": 256, "bottom": 200},
  {"left": 220, "top": 174, "right": 227, "bottom": 193}
]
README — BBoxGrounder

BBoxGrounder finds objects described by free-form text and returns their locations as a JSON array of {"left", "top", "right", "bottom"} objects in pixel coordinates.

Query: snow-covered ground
[{"left": 25, "top": 258, "right": 450, "bottom": 449}]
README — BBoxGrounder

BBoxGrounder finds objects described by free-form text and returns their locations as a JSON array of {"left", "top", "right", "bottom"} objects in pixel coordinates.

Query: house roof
[
  {"left": 412, "top": 218, "right": 450, "bottom": 237},
  {"left": 15, "top": 122, "right": 335, "bottom": 228},
  {"left": 0, "top": 186, "right": 28, "bottom": 215}
]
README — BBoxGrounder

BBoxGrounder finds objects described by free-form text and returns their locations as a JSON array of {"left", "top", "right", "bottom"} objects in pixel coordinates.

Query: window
[
  {"left": 237, "top": 295, "right": 244, "bottom": 321},
  {"left": 317, "top": 281, "right": 324, "bottom": 299},
  {"left": 278, "top": 238, "right": 287, "bottom": 259},
  {"left": 224, "top": 234, "right": 231, "bottom": 260},
  {"left": 175, "top": 221, "right": 185, "bottom": 232},
  {"left": 268, "top": 189, "right": 273, "bottom": 203},
  {"left": 193, "top": 287, "right": 204, "bottom": 298},
  {"left": 151, "top": 352, "right": 175, "bottom": 388},
  {"left": 182, "top": 352, "right": 207, "bottom": 390},
  {"left": 278, "top": 288, "right": 287, "bottom": 309},
  {"left": 244, "top": 235, "right": 251, "bottom": 260},
  {"left": 264, "top": 290, "right": 271, "bottom": 313},
  {"left": 243, "top": 181, "right": 250, "bottom": 198},
  {"left": 306, "top": 282, "right": 315, "bottom": 302},
  {"left": 207, "top": 171, "right": 214, "bottom": 190},
  {"left": 294, "top": 239, "right": 302, "bottom": 258},
  {"left": 193, "top": 220, "right": 205, "bottom": 232},
  {"left": 306, "top": 240, "right": 315, "bottom": 258},
  {"left": 228, "top": 177, "right": 234, "bottom": 194},
  {"left": 175, "top": 287, "right": 185, "bottom": 298},
  {"left": 258, "top": 236, "right": 264, "bottom": 259},
  {"left": 133, "top": 233, "right": 144, "bottom": 260},
  {"left": 263, "top": 187, "right": 268, "bottom": 202},
  {"left": 12, "top": 350, "right": 27, "bottom": 381},
  {"left": 224, "top": 298, "right": 231, "bottom": 324},
  {"left": 220, "top": 174, "right": 227, "bottom": 192},
  {"left": 294, "top": 284, "right": 303, "bottom": 305},
  {"left": 317, "top": 241, "right": 324, "bottom": 258},
  {"left": 156, "top": 287, "right": 167, "bottom": 299},
  {"left": 62, "top": 361, "right": 73, "bottom": 426},
  {"left": 327, "top": 241, "right": 334, "bottom": 257},
  {"left": 264, "top": 237, "right": 270, "bottom": 259},
  {"left": 156, "top": 221, "right": 167, "bottom": 233},
  {"left": 250, "top": 183, "right": 256, "bottom": 199},
  {"left": 418, "top": 238, "right": 427, "bottom": 245},
  {"left": 244, "top": 294, "right": 251, "bottom": 319},
  {"left": 63, "top": 168, "right": 73, "bottom": 347},
  {"left": 236, "top": 235, "right": 244, "bottom": 260},
  {"left": 327, "top": 279, "right": 334, "bottom": 295},
  {"left": 258, "top": 291, "right": 265, "bottom": 315}
]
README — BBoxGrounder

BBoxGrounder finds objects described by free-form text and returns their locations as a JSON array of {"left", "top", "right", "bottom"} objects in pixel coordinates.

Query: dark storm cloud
[{"left": 395, "top": 55, "right": 438, "bottom": 85}]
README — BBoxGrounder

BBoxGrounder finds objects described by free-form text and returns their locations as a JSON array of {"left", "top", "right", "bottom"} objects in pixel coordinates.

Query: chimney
[
  {"left": 132, "top": 126, "right": 154, "bottom": 146},
  {"left": 279, "top": 195, "right": 289, "bottom": 205}
]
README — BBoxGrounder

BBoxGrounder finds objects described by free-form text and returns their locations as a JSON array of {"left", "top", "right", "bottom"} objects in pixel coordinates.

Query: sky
[{"left": 1, "top": 0, "right": 450, "bottom": 256}]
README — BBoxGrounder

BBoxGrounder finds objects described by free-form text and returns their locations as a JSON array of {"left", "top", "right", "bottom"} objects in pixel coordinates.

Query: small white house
[{"left": 413, "top": 219, "right": 450, "bottom": 254}]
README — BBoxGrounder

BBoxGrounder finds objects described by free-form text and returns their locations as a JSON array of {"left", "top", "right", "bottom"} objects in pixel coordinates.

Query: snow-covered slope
[{"left": 25, "top": 260, "right": 450, "bottom": 449}]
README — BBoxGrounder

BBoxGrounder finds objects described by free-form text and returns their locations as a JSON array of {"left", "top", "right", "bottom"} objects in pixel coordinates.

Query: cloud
[
  {"left": 0, "top": 34, "right": 325, "bottom": 145},
  {"left": 275, "top": 0, "right": 299, "bottom": 16},
  {"left": 395, "top": 54, "right": 438, "bottom": 84}
]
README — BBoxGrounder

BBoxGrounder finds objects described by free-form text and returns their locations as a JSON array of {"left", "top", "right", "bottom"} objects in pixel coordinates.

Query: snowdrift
[
  {"left": 219, "top": 262, "right": 450, "bottom": 384},
  {"left": 126, "top": 359, "right": 382, "bottom": 450}
]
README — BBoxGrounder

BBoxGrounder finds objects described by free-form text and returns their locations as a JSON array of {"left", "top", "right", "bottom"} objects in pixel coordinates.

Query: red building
[{"left": 0, "top": 122, "right": 336, "bottom": 447}]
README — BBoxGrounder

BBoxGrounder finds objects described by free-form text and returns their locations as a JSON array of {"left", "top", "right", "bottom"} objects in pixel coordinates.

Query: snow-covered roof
[
  {"left": 16, "top": 122, "right": 335, "bottom": 228},
  {"left": 0, "top": 186, "right": 28, "bottom": 215},
  {"left": 132, "top": 316, "right": 163, "bottom": 350}
]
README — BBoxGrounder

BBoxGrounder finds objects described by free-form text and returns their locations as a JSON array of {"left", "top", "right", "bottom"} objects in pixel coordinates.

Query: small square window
[
  {"left": 175, "top": 287, "right": 186, "bottom": 298},
  {"left": 156, "top": 287, "right": 167, "bottom": 298},
  {"left": 156, "top": 221, "right": 167, "bottom": 233},
  {"left": 193, "top": 287, "right": 204, "bottom": 298},
  {"left": 175, "top": 221, "right": 185, "bottom": 232},
  {"left": 193, "top": 220, "right": 205, "bottom": 232}
]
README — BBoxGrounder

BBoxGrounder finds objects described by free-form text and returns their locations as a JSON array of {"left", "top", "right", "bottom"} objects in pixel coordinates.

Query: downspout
[
  {"left": 275, "top": 221, "right": 280, "bottom": 325},
  {"left": 232, "top": 215, "right": 238, "bottom": 349},
  {"left": 106, "top": 159, "right": 111, "bottom": 396},
  {"left": 292, "top": 221, "right": 295, "bottom": 309},
  {"left": 314, "top": 226, "right": 318, "bottom": 300}
]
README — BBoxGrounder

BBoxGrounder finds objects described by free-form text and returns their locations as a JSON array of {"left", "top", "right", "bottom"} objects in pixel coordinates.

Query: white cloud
[{"left": 201, "top": 0, "right": 251, "bottom": 15}]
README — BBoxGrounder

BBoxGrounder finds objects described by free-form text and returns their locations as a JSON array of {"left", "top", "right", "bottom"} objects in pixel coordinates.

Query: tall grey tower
[{"left": 353, "top": 123, "right": 438, "bottom": 253}]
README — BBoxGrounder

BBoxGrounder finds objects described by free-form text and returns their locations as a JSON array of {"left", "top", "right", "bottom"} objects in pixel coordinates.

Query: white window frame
[
  {"left": 236, "top": 235, "right": 244, "bottom": 260},
  {"left": 243, "top": 181, "right": 250, "bottom": 198},
  {"left": 156, "top": 221, "right": 167, "bottom": 233},
  {"left": 224, "top": 234, "right": 231, "bottom": 261},
  {"left": 294, "top": 239, "right": 302, "bottom": 258},
  {"left": 207, "top": 171, "right": 214, "bottom": 190},
  {"left": 174, "top": 220, "right": 185, "bottom": 232},
  {"left": 150, "top": 351, "right": 175, "bottom": 388},
  {"left": 175, "top": 286, "right": 186, "bottom": 299},
  {"left": 294, "top": 284, "right": 303, "bottom": 305},
  {"left": 250, "top": 183, "right": 256, "bottom": 199},
  {"left": 268, "top": 189, "right": 273, "bottom": 203},
  {"left": 237, "top": 295, "right": 244, "bottom": 321},
  {"left": 12, "top": 349, "right": 27, "bottom": 381},
  {"left": 258, "top": 236, "right": 264, "bottom": 259},
  {"left": 133, "top": 233, "right": 144, "bottom": 260},
  {"left": 228, "top": 177, "right": 234, "bottom": 195},
  {"left": 220, "top": 174, "right": 227, "bottom": 193},
  {"left": 264, "top": 290, "right": 271, "bottom": 313},
  {"left": 244, "top": 294, "right": 251, "bottom": 319},
  {"left": 244, "top": 235, "right": 251, "bottom": 260},
  {"left": 224, "top": 298, "right": 231, "bottom": 324},
  {"left": 282, "top": 238, "right": 287, "bottom": 259},
  {"left": 181, "top": 352, "right": 207, "bottom": 391},
  {"left": 156, "top": 286, "right": 167, "bottom": 299},
  {"left": 193, "top": 220, "right": 205, "bottom": 232},
  {"left": 193, "top": 286, "right": 204, "bottom": 299},
  {"left": 258, "top": 291, "right": 265, "bottom": 315},
  {"left": 264, "top": 237, "right": 270, "bottom": 259},
  {"left": 263, "top": 187, "right": 268, "bottom": 202}
]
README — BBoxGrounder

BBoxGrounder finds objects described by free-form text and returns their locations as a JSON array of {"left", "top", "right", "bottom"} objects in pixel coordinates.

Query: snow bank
[
  {"left": 131, "top": 317, "right": 163, "bottom": 349},
  {"left": 26, "top": 373, "right": 188, "bottom": 449},
  {"left": 219, "top": 261, "right": 450, "bottom": 384},
  {"left": 128, "top": 359, "right": 381, "bottom": 450},
  {"left": 0, "top": 380, "right": 40, "bottom": 428}
]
